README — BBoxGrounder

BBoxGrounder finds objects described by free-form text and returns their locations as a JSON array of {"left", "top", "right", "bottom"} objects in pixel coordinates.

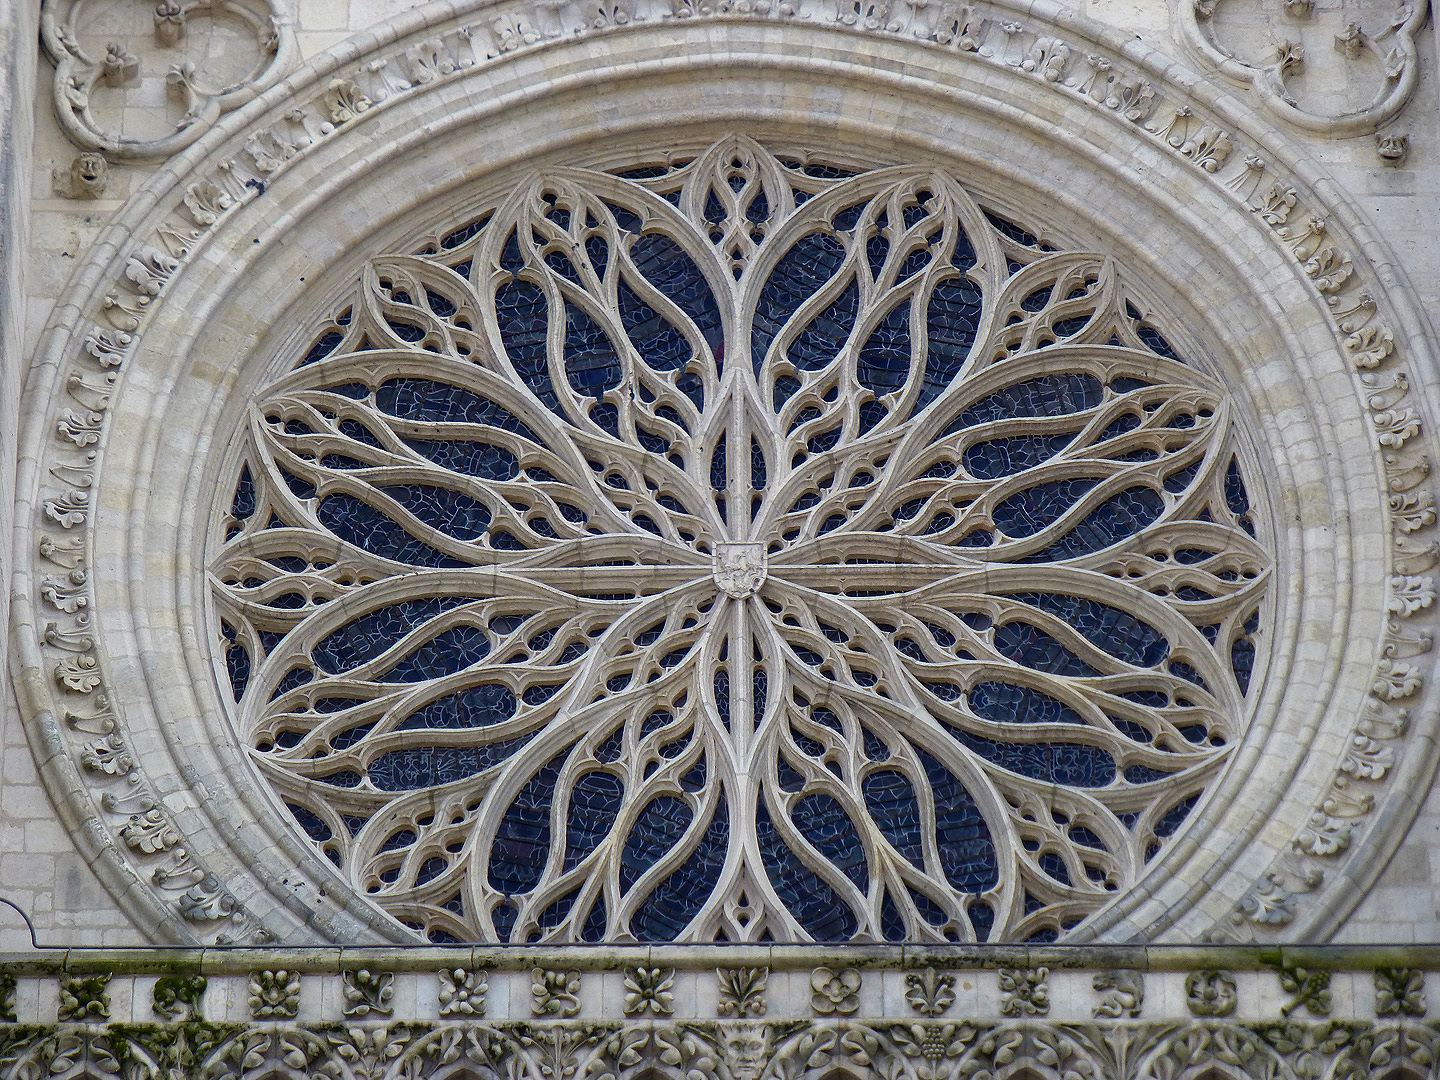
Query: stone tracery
[{"left": 207, "top": 136, "right": 1270, "bottom": 944}]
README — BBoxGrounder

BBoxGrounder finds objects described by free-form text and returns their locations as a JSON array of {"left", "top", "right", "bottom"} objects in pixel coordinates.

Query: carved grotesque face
[
  {"left": 77, "top": 154, "right": 105, "bottom": 185},
  {"left": 721, "top": 1023, "right": 770, "bottom": 1080}
]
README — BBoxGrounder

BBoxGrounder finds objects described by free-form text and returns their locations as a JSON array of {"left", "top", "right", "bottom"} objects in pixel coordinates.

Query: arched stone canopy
[{"left": 12, "top": 0, "right": 1439, "bottom": 947}]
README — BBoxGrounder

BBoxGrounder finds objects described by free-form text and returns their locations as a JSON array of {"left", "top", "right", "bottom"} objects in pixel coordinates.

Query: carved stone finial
[
  {"left": 53, "top": 153, "right": 108, "bottom": 199},
  {"left": 532, "top": 968, "right": 581, "bottom": 1017},
  {"left": 1375, "top": 967, "right": 1426, "bottom": 1016},
  {"left": 152, "top": 973, "right": 206, "bottom": 1020},
  {"left": 155, "top": 0, "right": 186, "bottom": 46},
  {"left": 439, "top": 968, "right": 487, "bottom": 1016},
  {"left": 904, "top": 968, "right": 956, "bottom": 1017},
  {"left": 1185, "top": 969, "right": 1237, "bottom": 1016},
  {"left": 100, "top": 42, "right": 138, "bottom": 87},
  {"left": 810, "top": 966, "right": 861, "bottom": 1015},
  {"left": 249, "top": 969, "right": 300, "bottom": 1018},
  {"left": 341, "top": 968, "right": 394, "bottom": 1018},
  {"left": 623, "top": 966, "right": 676, "bottom": 1016}
]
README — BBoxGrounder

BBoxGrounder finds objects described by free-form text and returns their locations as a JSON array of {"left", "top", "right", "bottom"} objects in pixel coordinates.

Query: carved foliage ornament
[{"left": 209, "top": 137, "right": 1270, "bottom": 946}]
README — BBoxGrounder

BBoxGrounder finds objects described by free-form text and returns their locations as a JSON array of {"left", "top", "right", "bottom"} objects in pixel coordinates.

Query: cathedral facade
[{"left": 0, "top": 0, "right": 1438, "bottom": 1073}]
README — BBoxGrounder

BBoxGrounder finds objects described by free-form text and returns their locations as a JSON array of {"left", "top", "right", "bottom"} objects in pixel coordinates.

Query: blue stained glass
[
  {"left": 564, "top": 771, "right": 623, "bottom": 871},
  {"left": 231, "top": 466, "right": 257, "bottom": 520},
  {"left": 992, "top": 477, "right": 1100, "bottom": 537},
  {"left": 370, "top": 734, "right": 534, "bottom": 791},
  {"left": 947, "top": 373, "right": 1104, "bottom": 436},
  {"left": 488, "top": 750, "right": 568, "bottom": 895},
  {"left": 302, "top": 330, "right": 344, "bottom": 366},
  {"left": 617, "top": 280, "right": 692, "bottom": 372},
  {"left": 287, "top": 802, "right": 331, "bottom": 842},
  {"left": 225, "top": 640, "right": 250, "bottom": 702},
  {"left": 375, "top": 379, "right": 541, "bottom": 443},
  {"left": 751, "top": 232, "right": 846, "bottom": 373},
  {"left": 857, "top": 302, "right": 911, "bottom": 396},
  {"left": 1225, "top": 457, "right": 1255, "bottom": 536},
  {"left": 968, "top": 898, "right": 994, "bottom": 941},
  {"left": 1009, "top": 593, "right": 1169, "bottom": 667},
  {"left": 865, "top": 222, "right": 890, "bottom": 278},
  {"left": 442, "top": 214, "right": 490, "bottom": 249},
  {"left": 399, "top": 683, "right": 514, "bottom": 728},
  {"left": 406, "top": 439, "right": 519, "bottom": 481},
  {"left": 863, "top": 770, "right": 923, "bottom": 866},
  {"left": 964, "top": 434, "right": 1074, "bottom": 479},
  {"left": 381, "top": 484, "right": 491, "bottom": 540},
  {"left": 1156, "top": 792, "right": 1199, "bottom": 836},
  {"left": 756, "top": 797, "right": 857, "bottom": 940},
  {"left": 536, "top": 889, "right": 578, "bottom": 933},
  {"left": 313, "top": 596, "right": 479, "bottom": 673},
  {"left": 750, "top": 437, "right": 767, "bottom": 488},
  {"left": 792, "top": 793, "right": 869, "bottom": 891},
  {"left": 629, "top": 233, "right": 722, "bottom": 345},
  {"left": 562, "top": 303, "right": 622, "bottom": 397},
  {"left": 881, "top": 891, "right": 906, "bottom": 941},
  {"left": 714, "top": 669, "right": 731, "bottom": 730},
  {"left": 992, "top": 620, "right": 1100, "bottom": 678},
  {"left": 1232, "top": 632, "right": 1256, "bottom": 694},
  {"left": 620, "top": 796, "right": 694, "bottom": 892},
  {"left": 495, "top": 279, "right": 562, "bottom": 415},
  {"left": 946, "top": 729, "right": 1116, "bottom": 787},
  {"left": 789, "top": 279, "right": 859, "bottom": 370},
  {"left": 581, "top": 896, "right": 607, "bottom": 941},
  {"left": 1038, "top": 851, "right": 1071, "bottom": 885},
  {"left": 711, "top": 436, "right": 727, "bottom": 491},
  {"left": 969, "top": 681, "right": 1084, "bottom": 725},
  {"left": 984, "top": 210, "right": 1039, "bottom": 247},
  {"left": 1021, "top": 486, "right": 1166, "bottom": 561},
  {"left": 917, "top": 750, "right": 998, "bottom": 892},
  {"left": 630, "top": 797, "right": 729, "bottom": 940},
  {"left": 1020, "top": 284, "right": 1053, "bottom": 312}
]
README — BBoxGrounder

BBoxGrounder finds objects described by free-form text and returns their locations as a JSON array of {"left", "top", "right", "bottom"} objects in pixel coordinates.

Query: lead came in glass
[{"left": 212, "top": 135, "right": 1271, "bottom": 945}]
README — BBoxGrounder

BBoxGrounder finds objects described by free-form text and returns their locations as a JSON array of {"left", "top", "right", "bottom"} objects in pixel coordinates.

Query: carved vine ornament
[{"left": 20, "top": 0, "right": 1438, "bottom": 947}]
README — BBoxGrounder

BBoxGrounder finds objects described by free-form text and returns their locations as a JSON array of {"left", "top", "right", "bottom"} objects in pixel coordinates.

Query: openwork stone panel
[{"left": 210, "top": 138, "right": 1269, "bottom": 945}]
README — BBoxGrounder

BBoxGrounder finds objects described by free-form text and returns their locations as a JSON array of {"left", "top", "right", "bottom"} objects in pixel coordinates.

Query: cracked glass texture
[{"left": 211, "top": 136, "right": 1270, "bottom": 944}]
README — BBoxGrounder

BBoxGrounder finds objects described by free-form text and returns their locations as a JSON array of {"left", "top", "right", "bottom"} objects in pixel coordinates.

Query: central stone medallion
[{"left": 713, "top": 542, "right": 768, "bottom": 599}]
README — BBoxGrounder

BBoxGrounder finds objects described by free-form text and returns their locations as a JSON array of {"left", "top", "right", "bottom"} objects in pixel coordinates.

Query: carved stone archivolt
[{"left": 12, "top": 0, "right": 1439, "bottom": 948}]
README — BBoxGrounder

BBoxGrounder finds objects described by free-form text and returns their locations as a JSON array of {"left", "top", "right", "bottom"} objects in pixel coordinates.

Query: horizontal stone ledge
[{"left": 0, "top": 943, "right": 1431, "bottom": 976}]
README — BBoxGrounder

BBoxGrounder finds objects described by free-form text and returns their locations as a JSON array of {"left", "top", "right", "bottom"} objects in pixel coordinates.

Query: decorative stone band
[
  {"left": 0, "top": 947, "right": 1432, "bottom": 1077},
  {"left": 14, "top": 0, "right": 1439, "bottom": 947}
]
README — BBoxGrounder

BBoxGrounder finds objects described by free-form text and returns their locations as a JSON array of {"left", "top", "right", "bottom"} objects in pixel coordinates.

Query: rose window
[{"left": 211, "top": 136, "right": 1270, "bottom": 944}]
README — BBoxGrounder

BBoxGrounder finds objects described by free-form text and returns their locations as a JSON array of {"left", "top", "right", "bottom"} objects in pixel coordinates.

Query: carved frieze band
[
  {"left": 0, "top": 960, "right": 1431, "bottom": 1080},
  {"left": 26, "top": 0, "right": 1437, "bottom": 943}
]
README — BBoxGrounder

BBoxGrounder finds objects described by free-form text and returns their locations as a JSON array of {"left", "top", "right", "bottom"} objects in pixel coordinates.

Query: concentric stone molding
[
  {"left": 11, "top": 0, "right": 1440, "bottom": 946},
  {"left": 0, "top": 947, "right": 1434, "bottom": 1078}
]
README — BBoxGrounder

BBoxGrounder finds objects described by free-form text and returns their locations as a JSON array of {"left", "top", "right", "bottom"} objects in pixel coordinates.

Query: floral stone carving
[
  {"left": 212, "top": 136, "right": 1269, "bottom": 946},
  {"left": 810, "top": 967, "right": 862, "bottom": 1015}
]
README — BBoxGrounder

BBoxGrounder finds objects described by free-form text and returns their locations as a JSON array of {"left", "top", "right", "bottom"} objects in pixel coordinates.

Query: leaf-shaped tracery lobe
[{"left": 211, "top": 138, "right": 1268, "bottom": 945}]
